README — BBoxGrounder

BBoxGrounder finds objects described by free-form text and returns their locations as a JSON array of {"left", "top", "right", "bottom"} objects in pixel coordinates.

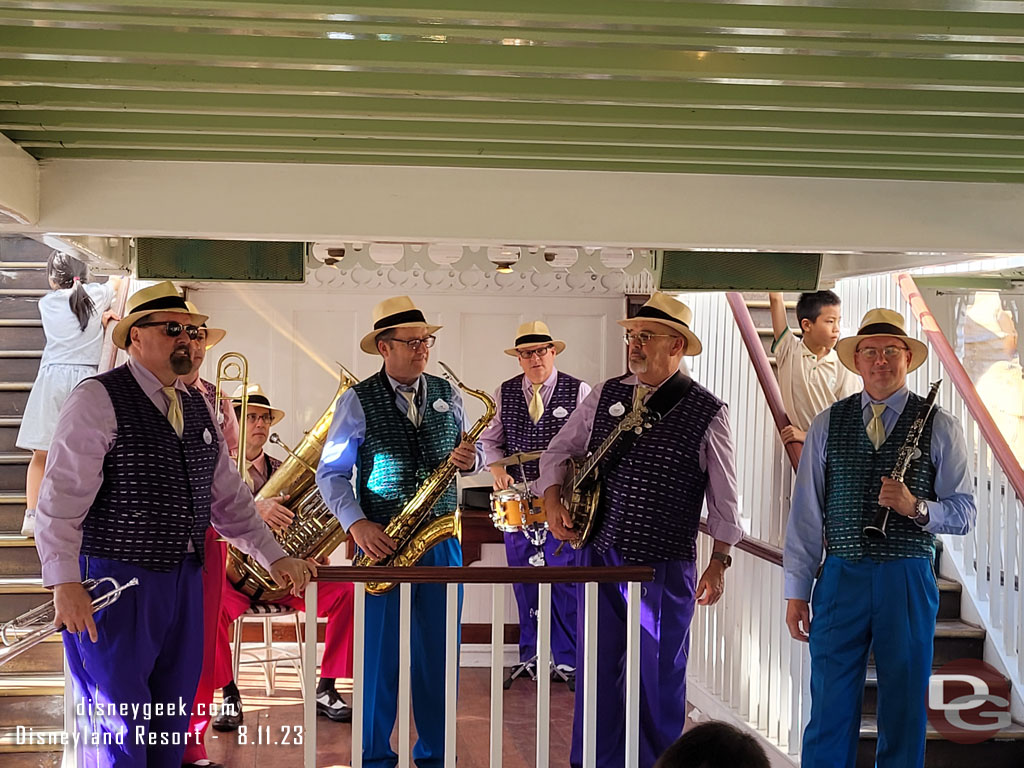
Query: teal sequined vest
[
  {"left": 825, "top": 392, "right": 937, "bottom": 562},
  {"left": 353, "top": 371, "right": 461, "bottom": 525}
]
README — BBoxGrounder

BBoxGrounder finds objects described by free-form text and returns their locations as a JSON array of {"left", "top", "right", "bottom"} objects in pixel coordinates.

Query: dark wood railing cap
[{"left": 316, "top": 565, "right": 654, "bottom": 584}]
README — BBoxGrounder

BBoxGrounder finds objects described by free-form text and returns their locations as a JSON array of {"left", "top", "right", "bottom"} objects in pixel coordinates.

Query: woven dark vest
[
  {"left": 353, "top": 372, "right": 461, "bottom": 525},
  {"left": 589, "top": 375, "right": 723, "bottom": 563},
  {"left": 250, "top": 454, "right": 282, "bottom": 495},
  {"left": 825, "top": 393, "right": 937, "bottom": 561},
  {"left": 500, "top": 371, "right": 583, "bottom": 483},
  {"left": 82, "top": 364, "right": 218, "bottom": 570}
]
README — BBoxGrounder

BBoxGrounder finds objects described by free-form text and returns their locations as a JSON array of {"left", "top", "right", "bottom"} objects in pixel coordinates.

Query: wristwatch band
[{"left": 711, "top": 551, "right": 733, "bottom": 569}]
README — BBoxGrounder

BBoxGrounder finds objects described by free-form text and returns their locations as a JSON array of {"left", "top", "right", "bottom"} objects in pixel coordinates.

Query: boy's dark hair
[
  {"left": 654, "top": 722, "right": 770, "bottom": 768},
  {"left": 796, "top": 290, "right": 841, "bottom": 327},
  {"left": 47, "top": 250, "right": 96, "bottom": 332}
]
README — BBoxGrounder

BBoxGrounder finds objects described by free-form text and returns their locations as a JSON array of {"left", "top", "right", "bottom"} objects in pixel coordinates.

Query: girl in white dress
[{"left": 16, "top": 252, "right": 120, "bottom": 535}]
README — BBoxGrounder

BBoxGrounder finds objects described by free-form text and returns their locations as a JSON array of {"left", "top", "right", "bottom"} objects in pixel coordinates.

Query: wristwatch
[
  {"left": 910, "top": 498, "right": 929, "bottom": 525},
  {"left": 710, "top": 552, "right": 733, "bottom": 569}
]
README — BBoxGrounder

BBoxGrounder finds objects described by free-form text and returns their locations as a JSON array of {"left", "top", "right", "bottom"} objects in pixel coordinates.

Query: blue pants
[
  {"left": 504, "top": 530, "right": 577, "bottom": 666},
  {"left": 802, "top": 556, "right": 938, "bottom": 768},
  {"left": 570, "top": 546, "right": 697, "bottom": 768},
  {"left": 362, "top": 538, "right": 463, "bottom": 768},
  {"left": 63, "top": 555, "right": 204, "bottom": 768}
]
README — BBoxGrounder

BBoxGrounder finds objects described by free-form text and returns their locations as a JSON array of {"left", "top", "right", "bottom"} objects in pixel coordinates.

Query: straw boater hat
[
  {"left": 184, "top": 300, "right": 226, "bottom": 350},
  {"left": 835, "top": 308, "right": 928, "bottom": 373},
  {"left": 112, "top": 281, "right": 208, "bottom": 350},
  {"left": 504, "top": 320, "right": 566, "bottom": 357},
  {"left": 618, "top": 292, "right": 703, "bottom": 356},
  {"left": 231, "top": 383, "right": 286, "bottom": 426},
  {"left": 359, "top": 296, "right": 442, "bottom": 355}
]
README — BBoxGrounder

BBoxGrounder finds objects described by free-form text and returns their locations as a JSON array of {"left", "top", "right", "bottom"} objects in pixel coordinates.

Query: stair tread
[
  {"left": 0, "top": 576, "right": 45, "bottom": 593},
  {"left": 0, "top": 724, "right": 65, "bottom": 752},
  {"left": 0, "top": 673, "right": 63, "bottom": 696},
  {"left": 0, "top": 289, "right": 47, "bottom": 297},
  {"left": 0, "top": 534, "right": 35, "bottom": 546},
  {"left": 0, "top": 493, "right": 27, "bottom": 503},
  {"left": 934, "top": 619, "right": 986, "bottom": 638},
  {"left": 0, "top": 263, "right": 48, "bottom": 270},
  {"left": 0, "top": 453, "right": 30, "bottom": 463},
  {"left": 0, "top": 351, "right": 43, "bottom": 358},
  {"left": 860, "top": 714, "right": 1024, "bottom": 739}
]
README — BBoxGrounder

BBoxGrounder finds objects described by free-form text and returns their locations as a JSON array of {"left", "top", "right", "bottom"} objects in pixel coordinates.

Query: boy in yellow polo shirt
[{"left": 769, "top": 290, "right": 860, "bottom": 444}]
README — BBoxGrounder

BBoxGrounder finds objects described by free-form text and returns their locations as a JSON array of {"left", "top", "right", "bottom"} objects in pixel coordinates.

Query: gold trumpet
[
  {"left": 0, "top": 577, "right": 139, "bottom": 667},
  {"left": 216, "top": 351, "right": 249, "bottom": 476}
]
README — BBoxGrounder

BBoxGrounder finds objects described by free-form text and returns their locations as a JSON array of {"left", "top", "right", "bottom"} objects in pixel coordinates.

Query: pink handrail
[
  {"left": 98, "top": 277, "right": 131, "bottom": 373},
  {"left": 725, "top": 292, "right": 802, "bottom": 470},
  {"left": 898, "top": 273, "right": 1024, "bottom": 504}
]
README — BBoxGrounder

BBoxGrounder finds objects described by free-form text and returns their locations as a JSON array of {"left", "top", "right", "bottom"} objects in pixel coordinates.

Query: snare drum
[
  {"left": 490, "top": 489, "right": 528, "bottom": 532},
  {"left": 524, "top": 496, "right": 547, "bottom": 528}
]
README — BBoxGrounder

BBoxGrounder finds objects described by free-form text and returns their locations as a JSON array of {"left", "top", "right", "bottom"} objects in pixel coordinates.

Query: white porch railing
[{"left": 303, "top": 565, "right": 652, "bottom": 768}]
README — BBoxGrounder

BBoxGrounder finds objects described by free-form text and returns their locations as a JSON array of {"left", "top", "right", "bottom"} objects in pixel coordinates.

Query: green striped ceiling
[{"left": 1, "top": 1, "right": 1024, "bottom": 182}]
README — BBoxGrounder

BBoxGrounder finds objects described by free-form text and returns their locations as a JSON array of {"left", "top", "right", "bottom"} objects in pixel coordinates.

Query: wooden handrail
[
  {"left": 316, "top": 565, "right": 654, "bottom": 584},
  {"left": 98, "top": 277, "right": 131, "bottom": 373},
  {"left": 725, "top": 293, "right": 802, "bottom": 470},
  {"left": 699, "top": 521, "right": 784, "bottom": 567},
  {"left": 898, "top": 273, "right": 1024, "bottom": 504}
]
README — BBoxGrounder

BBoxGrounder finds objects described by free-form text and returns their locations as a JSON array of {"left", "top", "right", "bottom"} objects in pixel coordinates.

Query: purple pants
[
  {"left": 570, "top": 546, "right": 697, "bottom": 768},
  {"left": 63, "top": 555, "right": 204, "bottom": 768},
  {"left": 504, "top": 530, "right": 578, "bottom": 666}
]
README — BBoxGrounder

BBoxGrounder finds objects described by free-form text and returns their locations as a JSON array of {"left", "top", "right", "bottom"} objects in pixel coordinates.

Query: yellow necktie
[
  {"left": 399, "top": 387, "right": 419, "bottom": 427},
  {"left": 528, "top": 383, "right": 544, "bottom": 424},
  {"left": 867, "top": 403, "right": 887, "bottom": 449},
  {"left": 162, "top": 386, "right": 183, "bottom": 438},
  {"left": 243, "top": 458, "right": 257, "bottom": 490},
  {"left": 633, "top": 385, "right": 650, "bottom": 411}
]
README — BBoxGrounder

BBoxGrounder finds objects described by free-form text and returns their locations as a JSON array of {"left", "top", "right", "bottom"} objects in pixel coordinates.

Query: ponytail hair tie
[{"left": 72, "top": 276, "right": 81, "bottom": 282}]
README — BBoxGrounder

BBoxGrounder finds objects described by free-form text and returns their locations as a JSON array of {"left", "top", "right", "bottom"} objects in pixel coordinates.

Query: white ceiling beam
[
  {"left": 0, "top": 134, "right": 39, "bottom": 225},
  {"left": 5, "top": 159, "right": 1024, "bottom": 254}
]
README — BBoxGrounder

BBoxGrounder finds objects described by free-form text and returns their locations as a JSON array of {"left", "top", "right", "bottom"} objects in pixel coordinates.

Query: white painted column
[
  {"left": 444, "top": 582, "right": 459, "bottom": 768},
  {"left": 625, "top": 581, "right": 641, "bottom": 768},
  {"left": 303, "top": 581, "right": 318, "bottom": 768},
  {"left": 398, "top": 583, "right": 412, "bottom": 768},
  {"left": 489, "top": 583, "right": 505, "bottom": 767},
  {"left": 582, "top": 581, "right": 598, "bottom": 768},
  {"left": 535, "top": 582, "right": 552, "bottom": 768},
  {"left": 351, "top": 584, "right": 365, "bottom": 768}
]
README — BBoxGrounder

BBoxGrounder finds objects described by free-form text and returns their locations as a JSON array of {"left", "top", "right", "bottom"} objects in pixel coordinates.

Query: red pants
[
  {"left": 182, "top": 535, "right": 353, "bottom": 764},
  {"left": 213, "top": 578, "right": 355, "bottom": 688},
  {"left": 182, "top": 532, "right": 226, "bottom": 765}
]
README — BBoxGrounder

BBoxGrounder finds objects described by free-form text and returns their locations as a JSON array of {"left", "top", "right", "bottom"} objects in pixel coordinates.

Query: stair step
[
  {"left": 0, "top": 390, "right": 29, "bottom": 419},
  {"left": 0, "top": 296, "right": 42, "bottom": 321},
  {"left": 0, "top": 580, "right": 49, "bottom": 623},
  {"left": 0, "top": 636, "right": 64, "bottom": 674},
  {"left": 0, "top": 422, "right": 22, "bottom": 453},
  {"left": 0, "top": 289, "right": 47, "bottom": 297},
  {"left": 0, "top": 724, "right": 66, "bottom": 754},
  {"left": 0, "top": 270, "right": 50, "bottom": 291},
  {"left": 0, "top": 673, "right": 64, "bottom": 697},
  {"left": 0, "top": 537, "right": 40, "bottom": 575},
  {"left": 858, "top": 715, "right": 1024, "bottom": 768},
  {"left": 0, "top": 384, "right": 32, "bottom": 392},
  {"left": 0, "top": 325, "right": 46, "bottom": 349},
  {"left": 0, "top": 453, "right": 30, "bottom": 491},
  {"left": 0, "top": 692, "right": 63, "bottom": 727},
  {"left": 0, "top": 263, "right": 48, "bottom": 270},
  {"left": 0, "top": 357, "right": 40, "bottom": 382},
  {"left": 0, "top": 351, "right": 43, "bottom": 358},
  {"left": 0, "top": 320, "right": 42, "bottom": 328},
  {"left": 937, "top": 577, "right": 962, "bottom": 620},
  {"left": 0, "top": 236, "right": 54, "bottom": 263}
]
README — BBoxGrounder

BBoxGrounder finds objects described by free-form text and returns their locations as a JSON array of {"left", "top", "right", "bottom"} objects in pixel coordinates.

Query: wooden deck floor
[{"left": 204, "top": 667, "right": 576, "bottom": 767}]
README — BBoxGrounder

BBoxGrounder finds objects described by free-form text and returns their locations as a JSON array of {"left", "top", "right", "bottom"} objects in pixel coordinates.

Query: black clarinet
[{"left": 863, "top": 379, "right": 942, "bottom": 540}]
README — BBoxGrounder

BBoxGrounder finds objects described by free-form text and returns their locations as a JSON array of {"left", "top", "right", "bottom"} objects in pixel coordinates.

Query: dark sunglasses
[{"left": 134, "top": 321, "right": 201, "bottom": 340}]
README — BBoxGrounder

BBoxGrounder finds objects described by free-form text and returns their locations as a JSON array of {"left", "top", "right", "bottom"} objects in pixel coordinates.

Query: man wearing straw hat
[
  {"left": 177, "top": 302, "right": 240, "bottom": 768},
  {"left": 479, "top": 320, "right": 591, "bottom": 688},
  {"left": 784, "top": 308, "right": 976, "bottom": 768},
  {"left": 317, "top": 295, "right": 481, "bottom": 768},
  {"left": 34, "top": 281, "right": 314, "bottom": 768},
  {"left": 539, "top": 292, "right": 744, "bottom": 768},
  {"left": 208, "top": 382, "right": 354, "bottom": 736}
]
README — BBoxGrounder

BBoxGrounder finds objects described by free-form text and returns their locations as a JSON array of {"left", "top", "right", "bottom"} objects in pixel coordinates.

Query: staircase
[
  {"left": 739, "top": 292, "right": 1024, "bottom": 766},
  {"left": 0, "top": 236, "right": 63, "bottom": 767}
]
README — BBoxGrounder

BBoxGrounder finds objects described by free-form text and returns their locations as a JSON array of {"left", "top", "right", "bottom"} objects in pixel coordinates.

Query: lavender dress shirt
[
  {"left": 478, "top": 367, "right": 592, "bottom": 495},
  {"left": 537, "top": 372, "right": 745, "bottom": 546},
  {"left": 35, "top": 357, "right": 287, "bottom": 587}
]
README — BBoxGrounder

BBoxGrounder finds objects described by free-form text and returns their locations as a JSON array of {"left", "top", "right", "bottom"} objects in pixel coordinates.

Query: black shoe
[
  {"left": 553, "top": 663, "right": 576, "bottom": 692},
  {"left": 316, "top": 689, "right": 352, "bottom": 723},
  {"left": 184, "top": 762, "right": 225, "bottom": 768},
  {"left": 211, "top": 695, "right": 243, "bottom": 732}
]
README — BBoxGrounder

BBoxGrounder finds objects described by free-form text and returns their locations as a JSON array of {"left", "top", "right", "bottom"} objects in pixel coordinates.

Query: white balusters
[{"left": 489, "top": 583, "right": 504, "bottom": 767}]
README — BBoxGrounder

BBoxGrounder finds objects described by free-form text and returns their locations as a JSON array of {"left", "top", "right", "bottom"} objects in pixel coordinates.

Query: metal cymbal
[{"left": 490, "top": 450, "right": 544, "bottom": 467}]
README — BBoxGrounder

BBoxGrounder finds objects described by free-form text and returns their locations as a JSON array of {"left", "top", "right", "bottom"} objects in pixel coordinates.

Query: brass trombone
[{"left": 216, "top": 351, "right": 249, "bottom": 475}]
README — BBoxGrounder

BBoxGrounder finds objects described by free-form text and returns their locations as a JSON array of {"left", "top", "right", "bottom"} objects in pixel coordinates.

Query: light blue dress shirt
[
  {"left": 315, "top": 371, "right": 484, "bottom": 532},
  {"left": 783, "top": 386, "right": 976, "bottom": 601}
]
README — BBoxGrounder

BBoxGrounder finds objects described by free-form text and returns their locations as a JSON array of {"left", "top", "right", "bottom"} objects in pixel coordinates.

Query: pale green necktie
[{"left": 867, "top": 403, "right": 887, "bottom": 449}]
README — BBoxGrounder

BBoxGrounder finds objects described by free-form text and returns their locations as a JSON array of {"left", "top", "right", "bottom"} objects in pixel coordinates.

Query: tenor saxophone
[
  {"left": 354, "top": 361, "right": 496, "bottom": 595},
  {"left": 226, "top": 365, "right": 359, "bottom": 601}
]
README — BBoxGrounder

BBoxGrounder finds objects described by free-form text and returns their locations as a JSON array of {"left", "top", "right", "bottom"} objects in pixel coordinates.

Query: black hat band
[
  {"left": 858, "top": 322, "right": 906, "bottom": 338},
  {"left": 374, "top": 308, "right": 426, "bottom": 330},
  {"left": 246, "top": 395, "right": 271, "bottom": 407},
  {"left": 635, "top": 305, "right": 689, "bottom": 328},
  {"left": 130, "top": 295, "right": 190, "bottom": 315},
  {"left": 515, "top": 333, "right": 554, "bottom": 347}
]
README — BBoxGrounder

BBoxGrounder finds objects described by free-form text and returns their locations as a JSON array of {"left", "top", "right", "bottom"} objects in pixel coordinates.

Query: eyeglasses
[
  {"left": 518, "top": 345, "right": 554, "bottom": 360},
  {"left": 134, "top": 321, "right": 200, "bottom": 340},
  {"left": 195, "top": 330, "right": 208, "bottom": 343},
  {"left": 246, "top": 413, "right": 274, "bottom": 425},
  {"left": 623, "top": 331, "right": 677, "bottom": 347},
  {"left": 387, "top": 335, "right": 436, "bottom": 350},
  {"left": 856, "top": 344, "right": 909, "bottom": 361}
]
